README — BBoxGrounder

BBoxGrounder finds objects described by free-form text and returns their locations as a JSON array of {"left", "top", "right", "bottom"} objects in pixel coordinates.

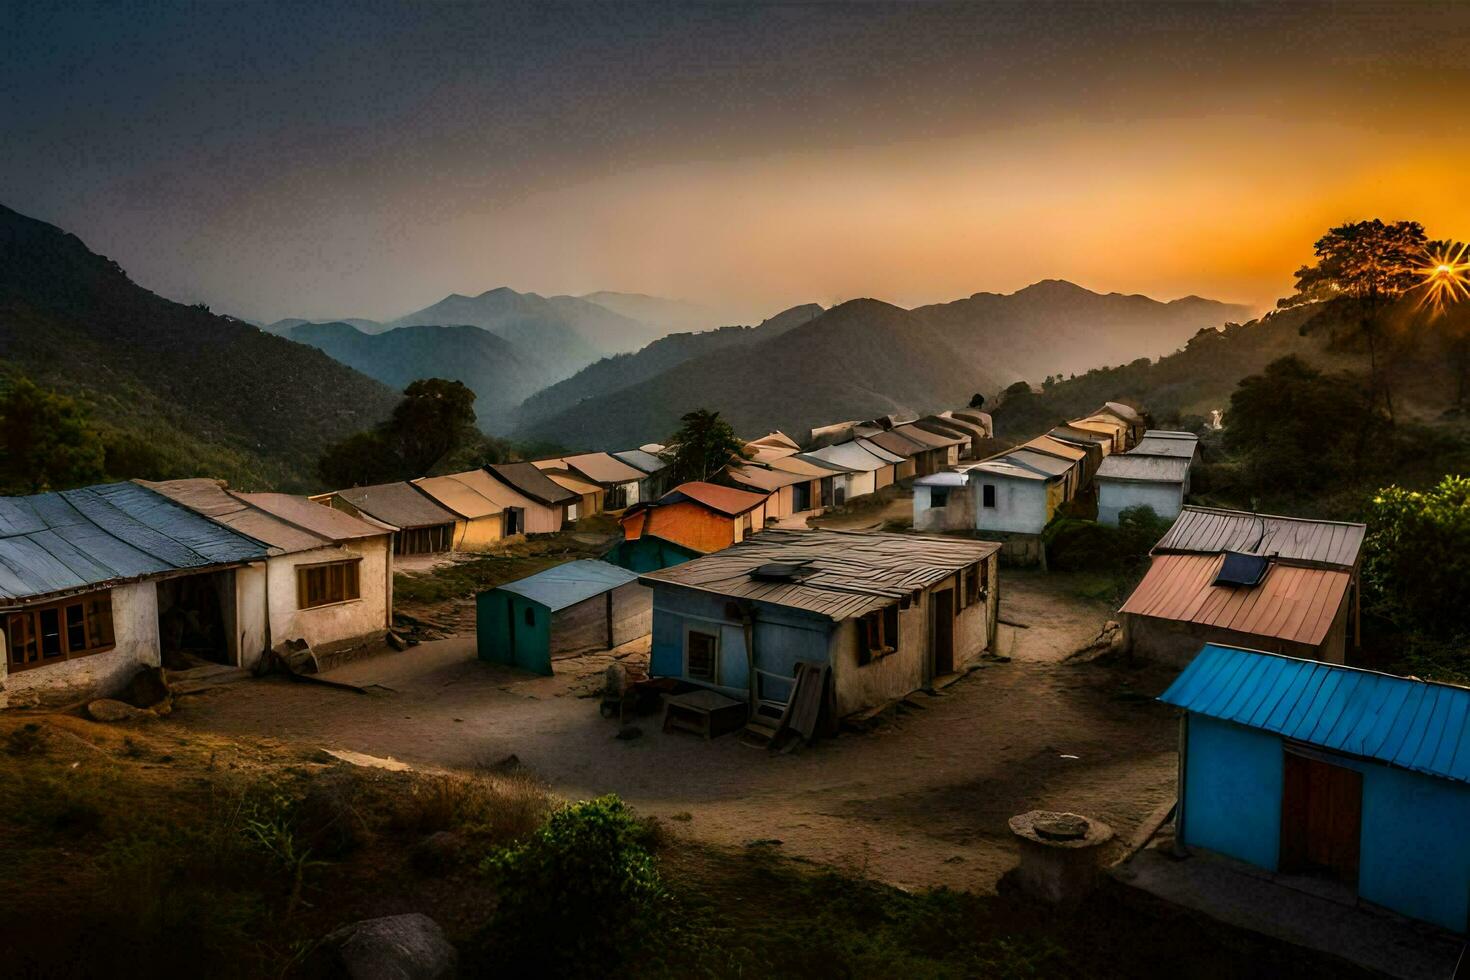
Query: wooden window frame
[
  {"left": 295, "top": 558, "right": 362, "bottom": 610},
  {"left": 684, "top": 625, "right": 720, "bottom": 682},
  {"left": 5, "top": 592, "right": 116, "bottom": 672},
  {"left": 858, "top": 603, "right": 900, "bottom": 664},
  {"left": 962, "top": 562, "right": 986, "bottom": 609}
]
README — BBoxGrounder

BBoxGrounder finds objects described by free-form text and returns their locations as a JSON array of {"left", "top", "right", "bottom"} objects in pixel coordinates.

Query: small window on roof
[{"left": 1213, "top": 552, "right": 1270, "bottom": 588}]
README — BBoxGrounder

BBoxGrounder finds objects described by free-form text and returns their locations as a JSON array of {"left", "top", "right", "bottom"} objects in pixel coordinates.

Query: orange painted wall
[{"left": 624, "top": 501, "right": 739, "bottom": 554}]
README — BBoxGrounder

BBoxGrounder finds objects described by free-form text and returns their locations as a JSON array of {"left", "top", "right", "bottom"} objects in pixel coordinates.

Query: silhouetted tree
[
  {"left": 1281, "top": 219, "right": 1429, "bottom": 420},
  {"left": 0, "top": 379, "right": 107, "bottom": 492},
  {"left": 318, "top": 378, "right": 482, "bottom": 487},
  {"left": 664, "top": 409, "right": 750, "bottom": 484}
]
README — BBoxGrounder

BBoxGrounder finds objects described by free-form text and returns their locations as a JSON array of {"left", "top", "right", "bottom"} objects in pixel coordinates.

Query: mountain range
[
  {"left": 513, "top": 283, "right": 1251, "bottom": 448},
  {"left": 0, "top": 204, "right": 398, "bottom": 491}
]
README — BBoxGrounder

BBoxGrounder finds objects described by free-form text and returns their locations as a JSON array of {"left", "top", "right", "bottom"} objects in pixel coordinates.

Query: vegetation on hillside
[{"left": 664, "top": 408, "right": 752, "bottom": 484}]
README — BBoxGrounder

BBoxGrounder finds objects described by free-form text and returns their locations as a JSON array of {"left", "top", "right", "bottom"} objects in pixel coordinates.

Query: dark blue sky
[{"left": 4, "top": 2, "right": 1467, "bottom": 322}]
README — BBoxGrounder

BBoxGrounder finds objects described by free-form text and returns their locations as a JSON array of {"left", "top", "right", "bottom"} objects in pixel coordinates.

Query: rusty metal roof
[
  {"left": 1161, "top": 644, "right": 1470, "bottom": 785},
  {"left": 640, "top": 529, "right": 999, "bottom": 621},
  {"left": 1120, "top": 553, "right": 1351, "bottom": 646},
  {"left": 659, "top": 481, "right": 769, "bottom": 516},
  {"left": 1153, "top": 506, "right": 1365, "bottom": 570}
]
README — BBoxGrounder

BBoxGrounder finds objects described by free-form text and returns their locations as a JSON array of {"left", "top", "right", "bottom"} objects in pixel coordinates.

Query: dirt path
[{"left": 165, "top": 572, "right": 1178, "bottom": 892}]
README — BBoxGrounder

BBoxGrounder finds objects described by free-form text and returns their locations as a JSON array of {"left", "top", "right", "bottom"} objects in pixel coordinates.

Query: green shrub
[
  {"left": 477, "top": 794, "right": 667, "bottom": 976},
  {"left": 1043, "top": 505, "right": 1171, "bottom": 574}
]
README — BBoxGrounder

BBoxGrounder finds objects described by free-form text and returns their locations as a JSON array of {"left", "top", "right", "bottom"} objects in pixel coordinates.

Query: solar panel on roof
[{"left": 1213, "top": 551, "right": 1269, "bottom": 588}]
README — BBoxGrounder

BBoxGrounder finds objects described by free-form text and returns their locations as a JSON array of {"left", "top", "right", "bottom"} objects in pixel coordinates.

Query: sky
[{"left": 4, "top": 1, "right": 1469, "bottom": 325}]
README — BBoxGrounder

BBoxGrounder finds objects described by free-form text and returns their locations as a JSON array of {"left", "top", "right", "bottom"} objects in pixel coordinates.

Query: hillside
[
  {"left": 0, "top": 204, "right": 398, "bottom": 491},
  {"left": 518, "top": 282, "right": 1246, "bottom": 448},
  {"left": 913, "top": 280, "right": 1254, "bottom": 383},
  {"left": 290, "top": 321, "right": 550, "bottom": 430},
  {"left": 516, "top": 303, "right": 824, "bottom": 427},
  {"left": 578, "top": 290, "right": 722, "bottom": 333},
  {"left": 517, "top": 299, "right": 989, "bottom": 448},
  {"left": 392, "top": 287, "right": 654, "bottom": 360}
]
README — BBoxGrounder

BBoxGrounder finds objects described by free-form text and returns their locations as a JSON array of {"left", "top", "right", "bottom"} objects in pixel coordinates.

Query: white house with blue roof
[
  {"left": 1161, "top": 643, "right": 1470, "bottom": 933},
  {"left": 0, "top": 482, "right": 272, "bottom": 707}
]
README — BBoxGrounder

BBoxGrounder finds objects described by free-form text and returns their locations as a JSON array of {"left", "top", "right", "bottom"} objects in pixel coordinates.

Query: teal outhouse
[{"left": 477, "top": 559, "right": 650, "bottom": 675}]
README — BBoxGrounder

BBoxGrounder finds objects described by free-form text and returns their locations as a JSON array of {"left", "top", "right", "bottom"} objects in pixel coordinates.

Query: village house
[
  {"left": 534, "top": 452, "right": 647, "bottom": 511},
  {"left": 724, "top": 462, "right": 817, "bottom": 521},
  {"left": 1095, "top": 430, "right": 1200, "bottom": 525},
  {"left": 890, "top": 422, "right": 966, "bottom": 475},
  {"left": 856, "top": 428, "right": 923, "bottom": 480},
  {"left": 1069, "top": 413, "right": 1131, "bottom": 453},
  {"left": 537, "top": 467, "right": 605, "bottom": 518},
  {"left": 947, "top": 408, "right": 994, "bottom": 439},
  {"left": 1120, "top": 506, "right": 1366, "bottom": 666},
  {"left": 476, "top": 559, "right": 651, "bottom": 675},
  {"left": 914, "top": 414, "right": 983, "bottom": 459},
  {"left": 1003, "top": 444, "right": 1082, "bottom": 501},
  {"left": 1020, "top": 433, "right": 1094, "bottom": 484},
  {"left": 764, "top": 453, "right": 854, "bottom": 511},
  {"left": 611, "top": 447, "right": 672, "bottom": 501},
  {"left": 640, "top": 529, "right": 1000, "bottom": 721},
  {"left": 146, "top": 480, "right": 394, "bottom": 662},
  {"left": 484, "top": 461, "right": 579, "bottom": 523},
  {"left": 311, "top": 481, "right": 459, "bottom": 556},
  {"left": 411, "top": 468, "right": 545, "bottom": 548},
  {"left": 1161, "top": 644, "right": 1470, "bottom": 934},
  {"left": 804, "top": 439, "right": 901, "bottom": 500},
  {"left": 0, "top": 481, "right": 272, "bottom": 707},
  {"left": 617, "top": 481, "right": 769, "bottom": 567},
  {"left": 1096, "top": 400, "right": 1147, "bottom": 444},
  {"left": 1046, "top": 423, "right": 1112, "bottom": 468}
]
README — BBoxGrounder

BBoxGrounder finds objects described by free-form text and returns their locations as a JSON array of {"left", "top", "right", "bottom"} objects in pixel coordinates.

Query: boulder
[
  {"left": 87, "top": 699, "right": 148, "bottom": 722},
  {"left": 124, "top": 666, "right": 172, "bottom": 710},
  {"left": 321, "top": 913, "right": 457, "bottom": 980},
  {"left": 273, "top": 638, "right": 319, "bottom": 675}
]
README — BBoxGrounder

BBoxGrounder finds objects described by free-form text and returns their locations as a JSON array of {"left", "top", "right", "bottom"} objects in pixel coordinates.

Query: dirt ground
[{"left": 162, "top": 569, "right": 1180, "bottom": 893}]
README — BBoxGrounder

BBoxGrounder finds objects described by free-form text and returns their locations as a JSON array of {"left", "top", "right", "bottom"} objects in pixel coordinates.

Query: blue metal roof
[
  {"left": 1160, "top": 644, "right": 1470, "bottom": 785},
  {"left": 0, "top": 482, "right": 271, "bottom": 602},
  {"left": 492, "top": 559, "right": 640, "bottom": 612}
]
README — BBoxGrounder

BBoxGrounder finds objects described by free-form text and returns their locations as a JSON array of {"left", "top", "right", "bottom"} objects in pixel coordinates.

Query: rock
[
  {"left": 386, "top": 631, "right": 407, "bottom": 652},
  {"left": 273, "top": 638, "right": 319, "bottom": 674},
  {"left": 409, "top": 831, "right": 464, "bottom": 874},
  {"left": 124, "top": 666, "right": 172, "bottom": 710},
  {"left": 1102, "top": 620, "right": 1120, "bottom": 633},
  {"left": 86, "top": 699, "right": 148, "bottom": 722},
  {"left": 321, "top": 913, "right": 457, "bottom": 980}
]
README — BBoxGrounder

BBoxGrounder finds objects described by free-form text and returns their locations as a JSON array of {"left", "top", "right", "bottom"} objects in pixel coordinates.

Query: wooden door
[
  {"left": 1280, "top": 751, "right": 1362, "bottom": 882},
  {"left": 930, "top": 589, "right": 955, "bottom": 675}
]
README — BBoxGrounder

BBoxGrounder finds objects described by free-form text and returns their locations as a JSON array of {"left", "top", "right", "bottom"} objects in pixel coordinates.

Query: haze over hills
[
  {"left": 391, "top": 287, "right": 658, "bottom": 358},
  {"left": 288, "top": 321, "right": 559, "bottom": 432},
  {"left": 516, "top": 283, "right": 1249, "bottom": 449},
  {"left": 516, "top": 303, "right": 824, "bottom": 427},
  {"left": 577, "top": 291, "right": 723, "bottom": 334},
  {"left": 0, "top": 204, "right": 398, "bottom": 491}
]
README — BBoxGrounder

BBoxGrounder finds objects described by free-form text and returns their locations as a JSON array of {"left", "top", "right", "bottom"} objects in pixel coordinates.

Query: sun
[{"left": 1414, "top": 242, "right": 1470, "bottom": 317}]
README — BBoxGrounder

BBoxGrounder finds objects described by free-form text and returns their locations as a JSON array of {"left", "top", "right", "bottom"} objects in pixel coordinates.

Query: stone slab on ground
[{"left": 1114, "top": 845, "right": 1462, "bottom": 980}]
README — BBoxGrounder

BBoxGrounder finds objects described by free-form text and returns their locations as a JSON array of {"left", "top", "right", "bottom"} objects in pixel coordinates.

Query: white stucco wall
[
  {"left": 1096, "top": 480, "right": 1185, "bottom": 526},
  {"left": 0, "top": 581, "right": 161, "bottom": 707},
  {"left": 265, "top": 537, "right": 392, "bottom": 653},
  {"left": 974, "top": 476, "right": 1049, "bottom": 534},
  {"left": 234, "top": 563, "right": 270, "bottom": 669}
]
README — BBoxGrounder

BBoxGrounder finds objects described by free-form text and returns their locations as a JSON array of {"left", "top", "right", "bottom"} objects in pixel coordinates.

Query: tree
[
  {"left": 317, "top": 378, "right": 482, "bottom": 488},
  {"left": 1281, "top": 219, "right": 1429, "bottom": 420},
  {"left": 663, "top": 409, "right": 750, "bottom": 485},
  {"left": 1222, "top": 356, "right": 1380, "bottom": 500},
  {"left": 0, "top": 379, "right": 107, "bottom": 493},
  {"left": 1363, "top": 475, "right": 1470, "bottom": 643}
]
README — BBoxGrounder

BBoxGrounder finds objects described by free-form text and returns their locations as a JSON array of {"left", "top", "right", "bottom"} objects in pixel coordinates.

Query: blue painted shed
[
  {"left": 476, "top": 560, "right": 651, "bottom": 675},
  {"left": 1161, "top": 644, "right": 1470, "bottom": 933}
]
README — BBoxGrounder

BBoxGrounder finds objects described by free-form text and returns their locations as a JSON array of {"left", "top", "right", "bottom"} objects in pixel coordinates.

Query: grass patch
[{"left": 393, "top": 529, "right": 616, "bottom": 607}]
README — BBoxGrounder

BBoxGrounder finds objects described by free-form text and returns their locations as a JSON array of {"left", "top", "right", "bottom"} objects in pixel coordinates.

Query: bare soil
[{"left": 164, "top": 570, "right": 1179, "bottom": 893}]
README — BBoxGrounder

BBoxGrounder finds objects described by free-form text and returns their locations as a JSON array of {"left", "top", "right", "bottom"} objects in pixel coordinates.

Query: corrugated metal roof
[
  {"left": 413, "top": 468, "right": 541, "bottom": 520},
  {"left": 612, "top": 450, "right": 667, "bottom": 475},
  {"left": 726, "top": 464, "right": 811, "bottom": 492},
  {"left": 914, "top": 471, "right": 969, "bottom": 487},
  {"left": 1048, "top": 425, "right": 1111, "bottom": 447},
  {"left": 748, "top": 431, "right": 802, "bottom": 452},
  {"left": 1022, "top": 436, "right": 1088, "bottom": 462},
  {"left": 805, "top": 441, "right": 894, "bottom": 473},
  {"left": 1102, "top": 401, "right": 1144, "bottom": 423},
  {"left": 538, "top": 453, "right": 646, "bottom": 486},
  {"left": 143, "top": 479, "right": 318, "bottom": 553},
  {"left": 863, "top": 429, "right": 926, "bottom": 458},
  {"left": 235, "top": 492, "right": 388, "bottom": 543},
  {"left": 334, "top": 482, "right": 459, "bottom": 530},
  {"left": 965, "top": 459, "right": 1049, "bottom": 481},
  {"left": 640, "top": 529, "right": 999, "bottom": 621},
  {"left": 1003, "top": 449, "right": 1076, "bottom": 478},
  {"left": 1120, "top": 553, "right": 1350, "bottom": 646},
  {"left": 948, "top": 410, "right": 993, "bottom": 437},
  {"left": 0, "top": 482, "right": 270, "bottom": 602},
  {"left": 486, "top": 462, "right": 579, "bottom": 506},
  {"left": 1130, "top": 430, "right": 1200, "bottom": 460},
  {"left": 1096, "top": 454, "right": 1191, "bottom": 484},
  {"left": 494, "top": 559, "right": 639, "bottom": 611},
  {"left": 853, "top": 438, "right": 907, "bottom": 464},
  {"left": 660, "top": 481, "right": 768, "bottom": 516},
  {"left": 545, "top": 470, "right": 604, "bottom": 497},
  {"left": 893, "top": 423, "right": 964, "bottom": 449},
  {"left": 766, "top": 455, "right": 838, "bottom": 478},
  {"left": 1160, "top": 644, "right": 1470, "bottom": 785},
  {"left": 1153, "top": 506, "right": 1366, "bottom": 570},
  {"left": 748, "top": 444, "right": 800, "bottom": 465},
  {"left": 790, "top": 452, "right": 855, "bottom": 473}
]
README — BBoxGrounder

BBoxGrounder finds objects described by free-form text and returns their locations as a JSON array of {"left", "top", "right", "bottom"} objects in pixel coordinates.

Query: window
[
  {"left": 394, "top": 525, "right": 451, "bottom": 555},
  {"left": 296, "top": 559, "right": 361, "bottom": 609},
  {"left": 982, "top": 484, "right": 997, "bottom": 508},
  {"left": 962, "top": 562, "right": 987, "bottom": 609},
  {"left": 858, "top": 603, "right": 900, "bottom": 664},
  {"left": 6, "top": 593, "right": 115, "bottom": 671},
  {"left": 930, "top": 487, "right": 950, "bottom": 508},
  {"left": 686, "top": 628, "right": 719, "bottom": 681}
]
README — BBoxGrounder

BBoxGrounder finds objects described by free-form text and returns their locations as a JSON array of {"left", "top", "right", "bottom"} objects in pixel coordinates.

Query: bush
[
  {"left": 1043, "top": 505, "right": 1172, "bottom": 574},
  {"left": 1364, "top": 476, "right": 1470, "bottom": 643},
  {"left": 476, "top": 794, "right": 666, "bottom": 976}
]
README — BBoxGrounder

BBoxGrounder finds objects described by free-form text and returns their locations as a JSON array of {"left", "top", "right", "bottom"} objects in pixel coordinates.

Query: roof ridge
[{"left": 1178, "top": 504, "right": 1366, "bottom": 529}]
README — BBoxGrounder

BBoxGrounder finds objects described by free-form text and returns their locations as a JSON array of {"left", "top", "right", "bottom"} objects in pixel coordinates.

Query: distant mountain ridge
[
  {"left": 516, "top": 282, "right": 1249, "bottom": 448},
  {"left": 0, "top": 203, "right": 398, "bottom": 491}
]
